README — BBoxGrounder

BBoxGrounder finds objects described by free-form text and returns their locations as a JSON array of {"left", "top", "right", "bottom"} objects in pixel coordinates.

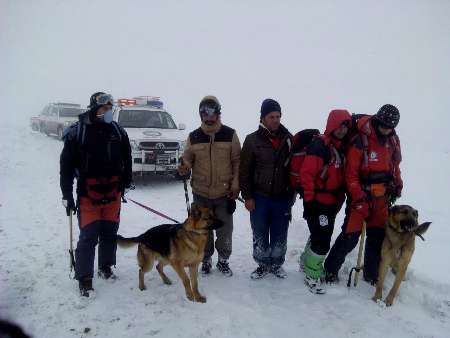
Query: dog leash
[{"left": 128, "top": 198, "right": 181, "bottom": 224}]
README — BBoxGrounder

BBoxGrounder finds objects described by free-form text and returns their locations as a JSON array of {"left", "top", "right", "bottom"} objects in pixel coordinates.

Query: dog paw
[
  {"left": 139, "top": 285, "right": 147, "bottom": 291},
  {"left": 163, "top": 278, "right": 172, "bottom": 285},
  {"left": 384, "top": 297, "right": 394, "bottom": 306},
  {"left": 195, "top": 294, "right": 207, "bottom": 303},
  {"left": 186, "top": 293, "right": 195, "bottom": 302},
  {"left": 372, "top": 295, "right": 382, "bottom": 303}
]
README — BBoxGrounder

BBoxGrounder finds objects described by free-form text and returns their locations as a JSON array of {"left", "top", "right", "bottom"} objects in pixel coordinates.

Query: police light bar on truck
[
  {"left": 132, "top": 96, "right": 164, "bottom": 109},
  {"left": 117, "top": 98, "right": 137, "bottom": 106}
]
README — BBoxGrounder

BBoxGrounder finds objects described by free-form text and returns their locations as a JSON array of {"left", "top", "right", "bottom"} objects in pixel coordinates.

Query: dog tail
[{"left": 116, "top": 234, "right": 140, "bottom": 248}]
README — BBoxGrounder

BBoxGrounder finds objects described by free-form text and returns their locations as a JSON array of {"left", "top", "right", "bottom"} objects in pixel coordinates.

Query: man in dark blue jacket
[{"left": 60, "top": 92, "right": 132, "bottom": 297}]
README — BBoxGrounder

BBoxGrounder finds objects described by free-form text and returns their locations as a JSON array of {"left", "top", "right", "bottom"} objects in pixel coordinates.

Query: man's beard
[{"left": 205, "top": 120, "right": 216, "bottom": 126}]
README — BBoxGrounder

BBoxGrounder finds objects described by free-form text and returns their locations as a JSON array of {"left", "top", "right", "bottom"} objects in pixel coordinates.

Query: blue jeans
[{"left": 250, "top": 194, "right": 291, "bottom": 266}]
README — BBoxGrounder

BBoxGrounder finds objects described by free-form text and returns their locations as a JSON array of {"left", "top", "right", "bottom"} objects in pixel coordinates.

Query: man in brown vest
[{"left": 178, "top": 96, "right": 241, "bottom": 276}]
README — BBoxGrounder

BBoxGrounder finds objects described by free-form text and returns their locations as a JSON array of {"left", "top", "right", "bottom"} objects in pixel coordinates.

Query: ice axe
[
  {"left": 347, "top": 221, "right": 367, "bottom": 287},
  {"left": 67, "top": 208, "right": 76, "bottom": 278}
]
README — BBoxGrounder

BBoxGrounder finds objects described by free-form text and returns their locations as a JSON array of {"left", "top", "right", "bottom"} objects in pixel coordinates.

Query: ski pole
[{"left": 347, "top": 221, "right": 366, "bottom": 287}]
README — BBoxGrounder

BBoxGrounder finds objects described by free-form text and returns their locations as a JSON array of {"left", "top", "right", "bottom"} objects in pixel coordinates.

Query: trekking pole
[
  {"left": 347, "top": 221, "right": 366, "bottom": 287},
  {"left": 179, "top": 158, "right": 191, "bottom": 216},
  {"left": 67, "top": 209, "right": 76, "bottom": 278}
]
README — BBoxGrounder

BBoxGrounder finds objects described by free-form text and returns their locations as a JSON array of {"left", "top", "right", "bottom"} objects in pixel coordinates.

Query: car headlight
[{"left": 130, "top": 140, "right": 140, "bottom": 151}]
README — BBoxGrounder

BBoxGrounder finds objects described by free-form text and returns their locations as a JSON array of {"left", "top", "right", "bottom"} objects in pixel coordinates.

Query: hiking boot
[
  {"left": 98, "top": 266, "right": 117, "bottom": 280},
  {"left": 79, "top": 278, "right": 94, "bottom": 297},
  {"left": 216, "top": 259, "right": 233, "bottom": 277},
  {"left": 271, "top": 264, "right": 287, "bottom": 279},
  {"left": 324, "top": 271, "right": 339, "bottom": 284},
  {"left": 250, "top": 264, "right": 270, "bottom": 280},
  {"left": 201, "top": 259, "right": 212, "bottom": 275},
  {"left": 304, "top": 275, "right": 326, "bottom": 294}
]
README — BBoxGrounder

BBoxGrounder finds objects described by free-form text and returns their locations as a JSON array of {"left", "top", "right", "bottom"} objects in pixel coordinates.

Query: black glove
[
  {"left": 62, "top": 196, "right": 76, "bottom": 216},
  {"left": 303, "top": 200, "right": 318, "bottom": 220}
]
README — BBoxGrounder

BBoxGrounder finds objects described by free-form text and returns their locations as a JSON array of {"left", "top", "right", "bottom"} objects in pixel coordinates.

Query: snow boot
[
  {"left": 250, "top": 264, "right": 270, "bottom": 280},
  {"left": 304, "top": 275, "right": 326, "bottom": 294},
  {"left": 303, "top": 247, "right": 326, "bottom": 294},
  {"left": 324, "top": 270, "right": 339, "bottom": 284},
  {"left": 79, "top": 278, "right": 94, "bottom": 297},
  {"left": 98, "top": 266, "right": 117, "bottom": 280},
  {"left": 216, "top": 258, "right": 233, "bottom": 277},
  {"left": 271, "top": 264, "right": 287, "bottom": 279},
  {"left": 201, "top": 258, "right": 212, "bottom": 275}
]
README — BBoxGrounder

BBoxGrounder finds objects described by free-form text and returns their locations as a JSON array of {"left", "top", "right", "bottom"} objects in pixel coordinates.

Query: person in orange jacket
[
  {"left": 324, "top": 104, "right": 402, "bottom": 284},
  {"left": 299, "top": 109, "right": 352, "bottom": 294}
]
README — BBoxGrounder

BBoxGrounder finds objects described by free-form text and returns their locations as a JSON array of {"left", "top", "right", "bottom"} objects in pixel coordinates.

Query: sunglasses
[
  {"left": 95, "top": 93, "right": 114, "bottom": 106},
  {"left": 200, "top": 105, "right": 218, "bottom": 117}
]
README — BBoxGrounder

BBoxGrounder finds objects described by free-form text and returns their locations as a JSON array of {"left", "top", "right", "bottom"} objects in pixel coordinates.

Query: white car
[{"left": 114, "top": 98, "right": 187, "bottom": 176}]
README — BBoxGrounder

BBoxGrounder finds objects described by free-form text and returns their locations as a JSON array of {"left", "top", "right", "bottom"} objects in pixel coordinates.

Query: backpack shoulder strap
[{"left": 111, "top": 121, "right": 123, "bottom": 142}]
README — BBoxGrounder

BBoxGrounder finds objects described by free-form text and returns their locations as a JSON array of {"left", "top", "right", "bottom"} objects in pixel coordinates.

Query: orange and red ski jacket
[{"left": 345, "top": 115, "right": 403, "bottom": 202}]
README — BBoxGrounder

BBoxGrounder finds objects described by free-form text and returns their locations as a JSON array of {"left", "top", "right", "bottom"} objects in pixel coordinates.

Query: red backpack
[{"left": 289, "top": 129, "right": 320, "bottom": 189}]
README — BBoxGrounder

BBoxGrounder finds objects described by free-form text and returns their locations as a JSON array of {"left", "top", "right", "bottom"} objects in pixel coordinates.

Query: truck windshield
[
  {"left": 60, "top": 107, "right": 83, "bottom": 117},
  {"left": 118, "top": 110, "right": 177, "bottom": 129}
]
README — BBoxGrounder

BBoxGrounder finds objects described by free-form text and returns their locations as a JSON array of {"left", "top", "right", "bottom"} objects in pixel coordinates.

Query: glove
[
  {"left": 245, "top": 198, "right": 256, "bottom": 212},
  {"left": 303, "top": 200, "right": 318, "bottom": 219},
  {"left": 386, "top": 184, "right": 401, "bottom": 207},
  {"left": 177, "top": 164, "right": 190, "bottom": 177},
  {"left": 351, "top": 198, "right": 369, "bottom": 219},
  {"left": 62, "top": 197, "right": 76, "bottom": 216}
]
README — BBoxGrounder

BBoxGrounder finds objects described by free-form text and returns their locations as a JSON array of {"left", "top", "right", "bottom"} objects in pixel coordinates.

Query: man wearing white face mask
[{"left": 60, "top": 92, "right": 132, "bottom": 297}]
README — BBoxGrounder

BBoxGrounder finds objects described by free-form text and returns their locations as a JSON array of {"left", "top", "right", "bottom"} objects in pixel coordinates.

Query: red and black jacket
[
  {"left": 300, "top": 110, "right": 351, "bottom": 205},
  {"left": 346, "top": 115, "right": 403, "bottom": 202}
]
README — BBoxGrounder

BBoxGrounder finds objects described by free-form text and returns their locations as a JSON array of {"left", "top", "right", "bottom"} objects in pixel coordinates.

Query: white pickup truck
[{"left": 114, "top": 97, "right": 187, "bottom": 177}]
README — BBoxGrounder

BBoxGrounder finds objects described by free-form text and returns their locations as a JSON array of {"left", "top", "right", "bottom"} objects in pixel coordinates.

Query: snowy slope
[{"left": 1, "top": 119, "right": 450, "bottom": 338}]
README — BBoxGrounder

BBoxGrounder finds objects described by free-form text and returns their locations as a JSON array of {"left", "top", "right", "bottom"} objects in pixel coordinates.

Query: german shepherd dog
[
  {"left": 117, "top": 204, "right": 223, "bottom": 303},
  {"left": 373, "top": 205, "right": 431, "bottom": 306}
]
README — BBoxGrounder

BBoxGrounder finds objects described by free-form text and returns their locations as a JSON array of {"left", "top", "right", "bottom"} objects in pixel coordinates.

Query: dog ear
[
  {"left": 415, "top": 222, "right": 431, "bottom": 236},
  {"left": 190, "top": 203, "right": 202, "bottom": 221},
  {"left": 389, "top": 205, "right": 399, "bottom": 215}
]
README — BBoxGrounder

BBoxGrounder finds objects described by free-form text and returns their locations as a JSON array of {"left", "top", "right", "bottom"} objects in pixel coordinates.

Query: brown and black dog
[
  {"left": 373, "top": 205, "right": 431, "bottom": 306},
  {"left": 117, "top": 204, "right": 223, "bottom": 303}
]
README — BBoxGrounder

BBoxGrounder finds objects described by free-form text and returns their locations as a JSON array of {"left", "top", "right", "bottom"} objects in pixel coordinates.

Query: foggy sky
[{"left": 2, "top": 0, "right": 449, "bottom": 146}]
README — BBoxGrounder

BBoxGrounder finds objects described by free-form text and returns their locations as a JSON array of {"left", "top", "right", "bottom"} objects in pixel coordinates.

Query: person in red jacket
[
  {"left": 324, "top": 104, "right": 402, "bottom": 284},
  {"left": 299, "top": 109, "right": 351, "bottom": 294}
]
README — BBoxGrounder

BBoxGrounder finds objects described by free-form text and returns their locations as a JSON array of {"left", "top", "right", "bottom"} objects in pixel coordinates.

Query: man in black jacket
[
  {"left": 60, "top": 92, "right": 132, "bottom": 297},
  {"left": 239, "top": 99, "right": 294, "bottom": 279}
]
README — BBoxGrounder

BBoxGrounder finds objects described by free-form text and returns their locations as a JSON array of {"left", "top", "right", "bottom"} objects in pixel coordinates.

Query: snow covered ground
[
  {"left": 2, "top": 0, "right": 450, "bottom": 337},
  {"left": 1, "top": 116, "right": 450, "bottom": 338}
]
